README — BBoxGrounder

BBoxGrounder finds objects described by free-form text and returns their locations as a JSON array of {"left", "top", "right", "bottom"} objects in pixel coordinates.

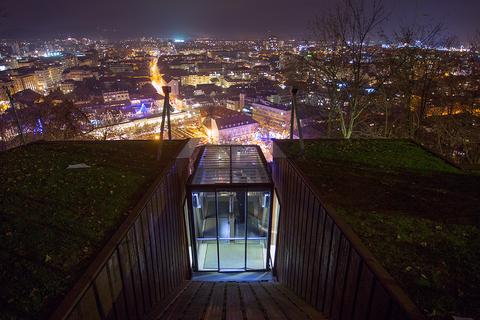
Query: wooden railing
[
  {"left": 272, "top": 144, "right": 424, "bottom": 320},
  {"left": 50, "top": 153, "right": 192, "bottom": 319}
]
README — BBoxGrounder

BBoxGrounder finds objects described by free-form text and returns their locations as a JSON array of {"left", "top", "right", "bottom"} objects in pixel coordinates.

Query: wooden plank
[
  {"left": 300, "top": 191, "right": 314, "bottom": 300},
  {"left": 145, "top": 281, "right": 188, "bottom": 320},
  {"left": 140, "top": 208, "right": 158, "bottom": 304},
  {"left": 117, "top": 239, "right": 139, "bottom": 319},
  {"left": 297, "top": 184, "right": 310, "bottom": 298},
  {"left": 238, "top": 283, "right": 265, "bottom": 320},
  {"left": 340, "top": 250, "right": 362, "bottom": 320},
  {"left": 292, "top": 181, "right": 306, "bottom": 295},
  {"left": 323, "top": 224, "right": 342, "bottom": 316},
  {"left": 226, "top": 282, "right": 243, "bottom": 320},
  {"left": 182, "top": 281, "right": 214, "bottom": 320},
  {"left": 203, "top": 282, "right": 226, "bottom": 320},
  {"left": 304, "top": 199, "right": 320, "bottom": 306},
  {"left": 135, "top": 221, "right": 152, "bottom": 313},
  {"left": 353, "top": 264, "right": 375, "bottom": 320},
  {"left": 147, "top": 199, "right": 161, "bottom": 301},
  {"left": 261, "top": 282, "right": 309, "bottom": 320},
  {"left": 309, "top": 205, "right": 326, "bottom": 307},
  {"left": 152, "top": 190, "right": 167, "bottom": 300},
  {"left": 250, "top": 283, "right": 287, "bottom": 320},
  {"left": 161, "top": 281, "right": 202, "bottom": 319},
  {"left": 368, "top": 281, "right": 391, "bottom": 320},
  {"left": 330, "top": 236, "right": 351, "bottom": 320},
  {"left": 316, "top": 215, "right": 333, "bottom": 311},
  {"left": 274, "top": 284, "right": 326, "bottom": 320}
]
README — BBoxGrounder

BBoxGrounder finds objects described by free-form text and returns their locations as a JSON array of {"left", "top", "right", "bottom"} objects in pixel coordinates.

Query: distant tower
[
  {"left": 265, "top": 36, "right": 278, "bottom": 51},
  {"left": 11, "top": 42, "right": 21, "bottom": 57},
  {"left": 239, "top": 93, "right": 245, "bottom": 111}
]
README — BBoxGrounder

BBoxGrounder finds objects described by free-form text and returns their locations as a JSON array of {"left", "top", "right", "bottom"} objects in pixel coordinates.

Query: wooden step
[{"left": 151, "top": 281, "right": 327, "bottom": 320}]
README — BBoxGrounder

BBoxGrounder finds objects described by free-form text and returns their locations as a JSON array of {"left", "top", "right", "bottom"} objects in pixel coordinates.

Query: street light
[
  {"left": 157, "top": 85, "right": 172, "bottom": 160},
  {"left": 289, "top": 86, "right": 304, "bottom": 153}
]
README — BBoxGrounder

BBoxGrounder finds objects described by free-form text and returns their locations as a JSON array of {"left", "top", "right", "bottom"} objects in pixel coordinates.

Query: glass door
[
  {"left": 246, "top": 191, "right": 270, "bottom": 269},
  {"left": 192, "top": 191, "right": 218, "bottom": 271},
  {"left": 217, "top": 191, "right": 246, "bottom": 271},
  {"left": 191, "top": 189, "right": 270, "bottom": 272}
]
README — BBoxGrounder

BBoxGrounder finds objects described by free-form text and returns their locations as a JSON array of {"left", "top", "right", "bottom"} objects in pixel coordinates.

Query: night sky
[{"left": 1, "top": 0, "right": 479, "bottom": 41}]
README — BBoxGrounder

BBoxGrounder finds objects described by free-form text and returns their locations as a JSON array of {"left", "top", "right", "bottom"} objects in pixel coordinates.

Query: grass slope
[
  {"left": 280, "top": 139, "right": 480, "bottom": 319},
  {"left": 0, "top": 140, "right": 184, "bottom": 318}
]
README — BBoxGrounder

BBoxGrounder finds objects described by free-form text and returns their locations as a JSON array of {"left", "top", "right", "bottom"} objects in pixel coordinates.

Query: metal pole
[
  {"left": 4, "top": 86, "right": 26, "bottom": 145},
  {"left": 164, "top": 86, "right": 172, "bottom": 141},
  {"left": 291, "top": 87, "right": 304, "bottom": 152},
  {"left": 157, "top": 87, "right": 170, "bottom": 160},
  {"left": 289, "top": 88, "right": 295, "bottom": 140}
]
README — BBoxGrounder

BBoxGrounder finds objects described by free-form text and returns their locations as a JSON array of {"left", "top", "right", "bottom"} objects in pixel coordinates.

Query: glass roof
[{"left": 191, "top": 145, "right": 271, "bottom": 185}]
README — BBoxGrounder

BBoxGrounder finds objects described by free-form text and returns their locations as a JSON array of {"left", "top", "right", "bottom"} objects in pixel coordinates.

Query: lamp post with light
[
  {"left": 157, "top": 85, "right": 172, "bottom": 160},
  {"left": 289, "top": 86, "right": 304, "bottom": 152}
]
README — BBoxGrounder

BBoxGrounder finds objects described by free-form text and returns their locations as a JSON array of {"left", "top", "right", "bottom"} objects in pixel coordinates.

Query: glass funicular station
[{"left": 186, "top": 145, "right": 277, "bottom": 272}]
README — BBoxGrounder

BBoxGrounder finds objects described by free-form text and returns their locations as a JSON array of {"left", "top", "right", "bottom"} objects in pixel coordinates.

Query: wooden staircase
[{"left": 148, "top": 281, "right": 327, "bottom": 320}]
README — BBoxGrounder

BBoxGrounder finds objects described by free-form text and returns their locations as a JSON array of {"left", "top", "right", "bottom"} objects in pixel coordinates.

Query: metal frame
[{"left": 186, "top": 144, "right": 274, "bottom": 273}]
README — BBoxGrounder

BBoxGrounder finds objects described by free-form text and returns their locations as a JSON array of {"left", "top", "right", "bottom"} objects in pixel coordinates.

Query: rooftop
[
  {"left": 276, "top": 139, "right": 480, "bottom": 318},
  {"left": 190, "top": 145, "right": 271, "bottom": 186},
  {"left": 0, "top": 140, "right": 185, "bottom": 318}
]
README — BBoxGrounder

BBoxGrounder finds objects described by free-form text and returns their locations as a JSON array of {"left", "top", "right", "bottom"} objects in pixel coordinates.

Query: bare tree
[
  {"left": 302, "top": 0, "right": 389, "bottom": 139},
  {"left": 388, "top": 23, "right": 455, "bottom": 137}
]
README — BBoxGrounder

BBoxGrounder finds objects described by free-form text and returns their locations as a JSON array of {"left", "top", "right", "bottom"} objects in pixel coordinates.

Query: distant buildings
[
  {"left": 103, "top": 90, "right": 130, "bottom": 104},
  {"left": 251, "top": 100, "right": 291, "bottom": 129},
  {"left": 202, "top": 107, "right": 259, "bottom": 143},
  {"left": 63, "top": 67, "right": 98, "bottom": 82}
]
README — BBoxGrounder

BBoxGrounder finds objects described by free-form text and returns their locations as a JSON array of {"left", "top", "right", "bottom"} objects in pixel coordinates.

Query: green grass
[
  {"left": 284, "top": 139, "right": 460, "bottom": 174},
  {"left": 0, "top": 140, "right": 185, "bottom": 319},
  {"left": 337, "top": 209, "right": 480, "bottom": 317},
  {"left": 278, "top": 139, "right": 480, "bottom": 318}
]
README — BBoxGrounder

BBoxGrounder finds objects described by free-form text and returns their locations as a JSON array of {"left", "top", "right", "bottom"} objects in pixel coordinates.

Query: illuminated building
[
  {"left": 34, "top": 65, "right": 63, "bottom": 93},
  {"left": 63, "top": 67, "right": 98, "bottom": 81},
  {"left": 225, "top": 93, "right": 246, "bottom": 112},
  {"left": 264, "top": 36, "right": 279, "bottom": 51},
  {"left": 251, "top": 100, "right": 291, "bottom": 129},
  {"left": 60, "top": 80, "right": 75, "bottom": 94},
  {"left": 12, "top": 73, "right": 39, "bottom": 93},
  {"left": 103, "top": 90, "right": 130, "bottom": 104},
  {"left": 202, "top": 107, "right": 259, "bottom": 143},
  {"left": 181, "top": 73, "right": 218, "bottom": 86}
]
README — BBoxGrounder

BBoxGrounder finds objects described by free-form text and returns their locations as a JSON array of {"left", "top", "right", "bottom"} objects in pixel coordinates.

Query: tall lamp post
[
  {"left": 3, "top": 85, "right": 25, "bottom": 145},
  {"left": 289, "top": 87, "right": 304, "bottom": 152},
  {"left": 157, "top": 86, "right": 172, "bottom": 160}
]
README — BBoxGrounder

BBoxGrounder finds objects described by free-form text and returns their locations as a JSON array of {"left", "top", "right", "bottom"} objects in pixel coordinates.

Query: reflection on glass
[
  {"left": 247, "top": 191, "right": 270, "bottom": 269},
  {"left": 270, "top": 192, "right": 280, "bottom": 266},
  {"left": 191, "top": 190, "right": 271, "bottom": 271},
  {"left": 192, "top": 192, "right": 218, "bottom": 270},
  {"left": 218, "top": 191, "right": 246, "bottom": 270}
]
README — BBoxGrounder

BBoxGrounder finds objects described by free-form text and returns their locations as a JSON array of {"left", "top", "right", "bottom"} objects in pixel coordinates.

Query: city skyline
[{"left": 1, "top": 0, "right": 480, "bottom": 41}]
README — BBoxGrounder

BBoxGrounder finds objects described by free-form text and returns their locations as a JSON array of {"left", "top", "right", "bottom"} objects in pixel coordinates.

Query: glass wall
[
  {"left": 270, "top": 192, "right": 280, "bottom": 266},
  {"left": 246, "top": 191, "right": 270, "bottom": 269},
  {"left": 192, "top": 191, "right": 218, "bottom": 271},
  {"left": 217, "top": 191, "right": 246, "bottom": 270},
  {"left": 191, "top": 190, "right": 271, "bottom": 271}
]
